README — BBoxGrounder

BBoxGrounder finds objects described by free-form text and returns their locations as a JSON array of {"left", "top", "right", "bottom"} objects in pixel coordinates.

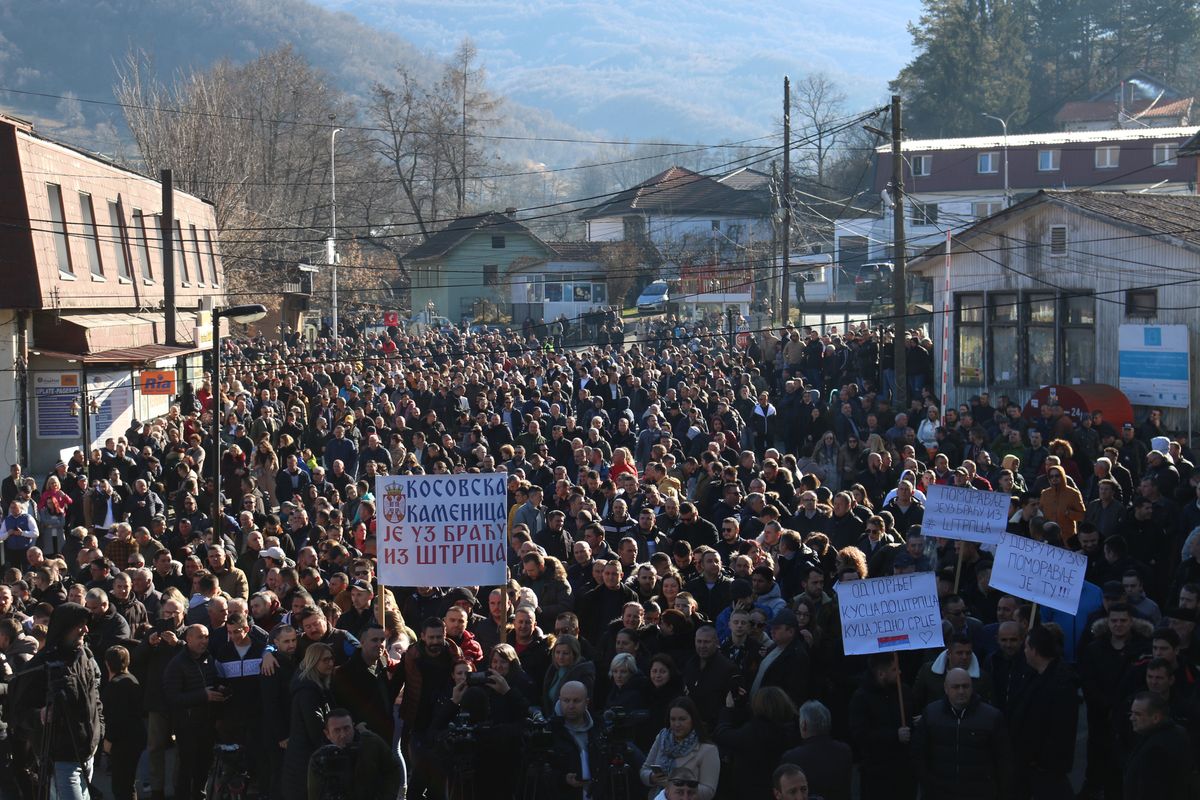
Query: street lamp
[
  {"left": 211, "top": 304, "right": 267, "bottom": 535},
  {"left": 981, "top": 113, "right": 1011, "bottom": 208},
  {"left": 329, "top": 123, "right": 343, "bottom": 343}
]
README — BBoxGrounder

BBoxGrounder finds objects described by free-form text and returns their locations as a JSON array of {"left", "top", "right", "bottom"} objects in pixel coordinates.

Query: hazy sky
[{"left": 316, "top": 0, "right": 923, "bottom": 142}]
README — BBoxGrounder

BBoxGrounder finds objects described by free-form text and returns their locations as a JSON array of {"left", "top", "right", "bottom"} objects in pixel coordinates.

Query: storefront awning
[{"left": 30, "top": 343, "right": 206, "bottom": 365}]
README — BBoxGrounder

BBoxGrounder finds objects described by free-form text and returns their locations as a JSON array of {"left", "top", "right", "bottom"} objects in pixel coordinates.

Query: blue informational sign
[{"left": 1118, "top": 324, "right": 1190, "bottom": 408}]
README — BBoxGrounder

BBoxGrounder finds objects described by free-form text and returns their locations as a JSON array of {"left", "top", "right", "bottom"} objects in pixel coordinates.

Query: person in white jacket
[{"left": 641, "top": 697, "right": 720, "bottom": 800}]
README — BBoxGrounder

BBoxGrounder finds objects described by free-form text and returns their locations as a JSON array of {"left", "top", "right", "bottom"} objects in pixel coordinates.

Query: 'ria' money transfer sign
[
  {"left": 376, "top": 474, "right": 508, "bottom": 587},
  {"left": 837, "top": 572, "right": 943, "bottom": 656}
]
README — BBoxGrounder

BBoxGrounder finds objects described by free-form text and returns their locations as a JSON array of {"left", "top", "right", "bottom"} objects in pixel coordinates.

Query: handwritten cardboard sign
[
  {"left": 989, "top": 533, "right": 1087, "bottom": 615},
  {"left": 838, "top": 572, "right": 943, "bottom": 655},
  {"left": 922, "top": 483, "right": 1009, "bottom": 545}
]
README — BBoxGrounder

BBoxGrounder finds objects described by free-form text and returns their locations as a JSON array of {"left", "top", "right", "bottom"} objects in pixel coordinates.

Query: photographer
[
  {"left": 131, "top": 596, "right": 186, "bottom": 800},
  {"left": 307, "top": 709, "right": 403, "bottom": 800},
  {"left": 8, "top": 601, "right": 103, "bottom": 800},
  {"left": 431, "top": 663, "right": 526, "bottom": 799}
]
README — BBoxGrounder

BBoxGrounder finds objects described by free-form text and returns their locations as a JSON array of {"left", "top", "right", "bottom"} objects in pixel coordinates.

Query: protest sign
[
  {"left": 921, "top": 483, "right": 1009, "bottom": 545},
  {"left": 837, "top": 572, "right": 943, "bottom": 656},
  {"left": 375, "top": 473, "right": 508, "bottom": 587},
  {"left": 990, "top": 533, "right": 1088, "bottom": 615}
]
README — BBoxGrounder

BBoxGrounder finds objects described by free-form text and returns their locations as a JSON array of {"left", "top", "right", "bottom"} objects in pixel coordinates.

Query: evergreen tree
[{"left": 891, "top": 0, "right": 1032, "bottom": 137}]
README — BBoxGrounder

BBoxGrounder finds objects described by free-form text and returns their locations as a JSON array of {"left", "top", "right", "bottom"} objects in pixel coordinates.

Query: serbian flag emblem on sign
[{"left": 877, "top": 635, "right": 910, "bottom": 649}]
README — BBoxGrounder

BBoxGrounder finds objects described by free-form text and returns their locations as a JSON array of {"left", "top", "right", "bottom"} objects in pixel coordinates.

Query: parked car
[
  {"left": 852, "top": 262, "right": 893, "bottom": 301},
  {"left": 636, "top": 280, "right": 670, "bottom": 313}
]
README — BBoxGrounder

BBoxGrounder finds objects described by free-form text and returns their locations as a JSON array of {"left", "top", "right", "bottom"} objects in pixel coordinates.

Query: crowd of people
[{"left": 0, "top": 313, "right": 1197, "bottom": 800}]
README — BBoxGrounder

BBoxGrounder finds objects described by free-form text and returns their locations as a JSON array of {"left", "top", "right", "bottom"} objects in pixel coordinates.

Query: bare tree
[
  {"left": 792, "top": 72, "right": 847, "bottom": 185},
  {"left": 115, "top": 47, "right": 375, "bottom": 302}
]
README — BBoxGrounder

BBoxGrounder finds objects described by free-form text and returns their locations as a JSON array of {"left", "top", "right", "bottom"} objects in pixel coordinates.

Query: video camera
[{"left": 309, "top": 741, "right": 359, "bottom": 800}]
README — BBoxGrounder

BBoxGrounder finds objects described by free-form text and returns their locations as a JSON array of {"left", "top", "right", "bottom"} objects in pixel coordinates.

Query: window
[
  {"left": 131, "top": 210, "right": 154, "bottom": 281},
  {"left": 1154, "top": 142, "right": 1178, "bottom": 166},
  {"left": 544, "top": 282, "right": 563, "bottom": 302},
  {"left": 46, "top": 184, "right": 73, "bottom": 275},
  {"left": 910, "top": 202, "right": 939, "bottom": 225},
  {"left": 1126, "top": 289, "right": 1158, "bottom": 317},
  {"left": 483, "top": 264, "right": 499, "bottom": 286},
  {"left": 956, "top": 293, "right": 984, "bottom": 386},
  {"left": 172, "top": 219, "right": 190, "bottom": 284},
  {"left": 1062, "top": 294, "right": 1095, "bottom": 385},
  {"left": 711, "top": 220, "right": 721, "bottom": 231},
  {"left": 1038, "top": 149, "right": 1060, "bottom": 171},
  {"left": 972, "top": 201, "right": 1002, "bottom": 220},
  {"left": 77, "top": 192, "right": 104, "bottom": 277},
  {"left": 1026, "top": 293, "right": 1056, "bottom": 387},
  {"left": 573, "top": 283, "right": 592, "bottom": 302},
  {"left": 838, "top": 236, "right": 869, "bottom": 272},
  {"left": 106, "top": 202, "right": 132, "bottom": 280},
  {"left": 910, "top": 155, "right": 931, "bottom": 177},
  {"left": 204, "top": 230, "right": 219, "bottom": 285},
  {"left": 491, "top": 236, "right": 506, "bottom": 249},
  {"left": 1095, "top": 146, "right": 1120, "bottom": 168},
  {"left": 623, "top": 216, "right": 646, "bottom": 240},
  {"left": 977, "top": 152, "right": 1000, "bottom": 173},
  {"left": 189, "top": 224, "right": 205, "bottom": 284},
  {"left": 989, "top": 293, "right": 1018, "bottom": 385},
  {"left": 1049, "top": 225, "right": 1068, "bottom": 256},
  {"left": 593, "top": 282, "right": 608, "bottom": 304}
]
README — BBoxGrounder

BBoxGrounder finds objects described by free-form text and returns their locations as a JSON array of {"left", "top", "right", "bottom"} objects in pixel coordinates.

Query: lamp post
[
  {"left": 329, "top": 124, "right": 343, "bottom": 343},
  {"left": 981, "top": 113, "right": 1011, "bottom": 208},
  {"left": 211, "top": 304, "right": 267, "bottom": 535}
]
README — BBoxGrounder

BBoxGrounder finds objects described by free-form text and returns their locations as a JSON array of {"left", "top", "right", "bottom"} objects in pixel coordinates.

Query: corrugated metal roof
[
  {"left": 910, "top": 190, "right": 1200, "bottom": 267},
  {"left": 34, "top": 343, "right": 205, "bottom": 364},
  {"left": 887, "top": 125, "right": 1200, "bottom": 154},
  {"left": 1055, "top": 97, "right": 1194, "bottom": 124}
]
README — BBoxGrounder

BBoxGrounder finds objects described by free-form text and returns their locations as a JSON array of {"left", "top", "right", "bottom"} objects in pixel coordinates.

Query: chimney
[{"left": 505, "top": 207, "right": 518, "bottom": 217}]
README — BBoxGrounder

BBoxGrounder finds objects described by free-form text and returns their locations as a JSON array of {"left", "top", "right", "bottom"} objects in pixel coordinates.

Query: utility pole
[
  {"left": 891, "top": 94, "right": 909, "bottom": 413},
  {"left": 329, "top": 122, "right": 342, "bottom": 342},
  {"left": 781, "top": 76, "right": 792, "bottom": 325},
  {"left": 161, "top": 169, "right": 176, "bottom": 346},
  {"left": 770, "top": 161, "right": 780, "bottom": 316}
]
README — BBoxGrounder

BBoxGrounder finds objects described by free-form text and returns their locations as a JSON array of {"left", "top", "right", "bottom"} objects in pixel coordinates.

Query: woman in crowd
[
  {"left": 713, "top": 686, "right": 800, "bottom": 798},
  {"left": 640, "top": 696, "right": 720, "bottom": 800},
  {"left": 281, "top": 642, "right": 335, "bottom": 799},
  {"left": 541, "top": 633, "right": 595, "bottom": 713}
]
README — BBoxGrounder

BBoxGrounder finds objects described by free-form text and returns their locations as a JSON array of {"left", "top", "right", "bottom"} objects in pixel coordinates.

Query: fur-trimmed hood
[{"left": 1090, "top": 615, "right": 1155, "bottom": 641}]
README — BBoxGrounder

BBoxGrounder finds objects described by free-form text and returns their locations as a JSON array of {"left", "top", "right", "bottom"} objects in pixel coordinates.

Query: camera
[
  {"left": 601, "top": 707, "right": 649, "bottom": 731},
  {"left": 465, "top": 671, "right": 489, "bottom": 688},
  {"left": 523, "top": 709, "right": 554, "bottom": 753}
]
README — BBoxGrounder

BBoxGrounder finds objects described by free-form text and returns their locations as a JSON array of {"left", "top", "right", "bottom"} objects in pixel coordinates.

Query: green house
[{"left": 405, "top": 211, "right": 554, "bottom": 323}]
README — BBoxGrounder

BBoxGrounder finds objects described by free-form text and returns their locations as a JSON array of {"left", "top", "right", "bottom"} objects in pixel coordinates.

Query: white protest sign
[
  {"left": 921, "top": 483, "right": 1009, "bottom": 545},
  {"left": 837, "top": 572, "right": 943, "bottom": 656},
  {"left": 376, "top": 473, "right": 508, "bottom": 587},
  {"left": 990, "top": 533, "right": 1088, "bottom": 615}
]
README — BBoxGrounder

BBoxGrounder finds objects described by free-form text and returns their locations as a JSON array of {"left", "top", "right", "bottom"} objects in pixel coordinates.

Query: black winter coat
[
  {"left": 162, "top": 647, "right": 218, "bottom": 729},
  {"left": 9, "top": 641, "right": 104, "bottom": 763},
  {"left": 1007, "top": 658, "right": 1078, "bottom": 775},
  {"left": 131, "top": 627, "right": 186, "bottom": 713},
  {"left": 847, "top": 674, "right": 914, "bottom": 776},
  {"left": 282, "top": 677, "right": 334, "bottom": 800},
  {"left": 1122, "top": 720, "right": 1196, "bottom": 800},
  {"left": 911, "top": 695, "right": 1010, "bottom": 799},
  {"left": 712, "top": 709, "right": 801, "bottom": 797}
]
